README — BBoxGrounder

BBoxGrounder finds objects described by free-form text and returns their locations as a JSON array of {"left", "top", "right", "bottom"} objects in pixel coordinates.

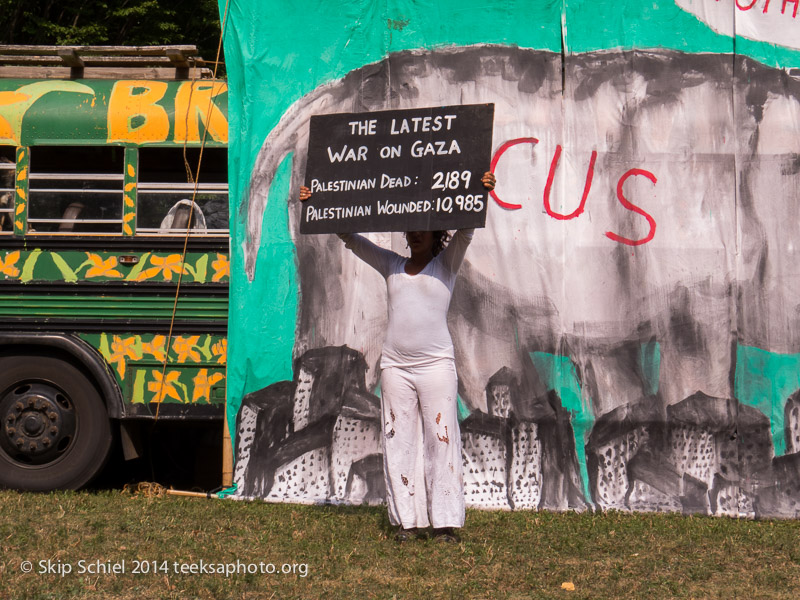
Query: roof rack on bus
[{"left": 0, "top": 45, "right": 215, "bottom": 80}]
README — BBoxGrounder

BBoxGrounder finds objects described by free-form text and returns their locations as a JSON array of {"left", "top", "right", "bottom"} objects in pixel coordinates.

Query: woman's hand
[{"left": 299, "top": 185, "right": 311, "bottom": 202}]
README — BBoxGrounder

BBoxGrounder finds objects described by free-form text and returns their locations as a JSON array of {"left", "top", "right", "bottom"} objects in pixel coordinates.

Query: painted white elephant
[{"left": 239, "top": 46, "right": 800, "bottom": 514}]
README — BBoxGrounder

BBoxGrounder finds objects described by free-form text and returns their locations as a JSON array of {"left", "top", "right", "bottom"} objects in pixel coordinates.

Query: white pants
[{"left": 380, "top": 359, "right": 465, "bottom": 529}]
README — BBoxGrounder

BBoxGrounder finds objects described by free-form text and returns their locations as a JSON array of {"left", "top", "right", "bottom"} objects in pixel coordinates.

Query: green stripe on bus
[
  {"left": 14, "top": 146, "right": 28, "bottom": 235},
  {"left": 123, "top": 148, "right": 138, "bottom": 236},
  {"left": 0, "top": 295, "right": 227, "bottom": 318}
]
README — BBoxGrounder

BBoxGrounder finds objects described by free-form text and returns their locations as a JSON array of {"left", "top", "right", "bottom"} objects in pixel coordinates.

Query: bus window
[
  {"left": 137, "top": 147, "right": 228, "bottom": 235},
  {"left": 27, "top": 146, "right": 124, "bottom": 234},
  {"left": 0, "top": 151, "right": 14, "bottom": 234}
]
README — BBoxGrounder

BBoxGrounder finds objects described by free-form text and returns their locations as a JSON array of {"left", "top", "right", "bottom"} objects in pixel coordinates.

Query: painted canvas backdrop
[{"left": 221, "top": 0, "right": 800, "bottom": 516}]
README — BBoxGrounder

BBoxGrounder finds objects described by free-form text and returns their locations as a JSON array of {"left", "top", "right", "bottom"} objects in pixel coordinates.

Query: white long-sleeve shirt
[{"left": 338, "top": 230, "right": 474, "bottom": 368}]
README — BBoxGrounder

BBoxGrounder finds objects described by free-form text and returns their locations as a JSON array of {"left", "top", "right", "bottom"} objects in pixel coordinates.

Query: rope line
[{"left": 155, "top": 0, "right": 232, "bottom": 419}]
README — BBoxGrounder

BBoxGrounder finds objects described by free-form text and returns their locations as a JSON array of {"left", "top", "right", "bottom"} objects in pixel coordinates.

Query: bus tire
[{"left": 0, "top": 356, "right": 112, "bottom": 491}]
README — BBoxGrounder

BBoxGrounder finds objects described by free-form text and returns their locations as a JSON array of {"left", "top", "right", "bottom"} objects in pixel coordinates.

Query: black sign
[{"left": 300, "top": 104, "right": 494, "bottom": 234}]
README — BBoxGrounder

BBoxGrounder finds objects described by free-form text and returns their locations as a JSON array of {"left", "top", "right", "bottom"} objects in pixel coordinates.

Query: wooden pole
[
  {"left": 222, "top": 404, "right": 234, "bottom": 487},
  {"left": 166, "top": 489, "right": 214, "bottom": 498}
]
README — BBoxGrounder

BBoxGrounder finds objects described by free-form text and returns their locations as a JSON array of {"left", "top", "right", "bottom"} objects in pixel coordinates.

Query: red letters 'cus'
[
  {"left": 543, "top": 145, "right": 597, "bottom": 220},
  {"left": 489, "top": 137, "right": 539, "bottom": 210},
  {"left": 605, "top": 168, "right": 657, "bottom": 246}
]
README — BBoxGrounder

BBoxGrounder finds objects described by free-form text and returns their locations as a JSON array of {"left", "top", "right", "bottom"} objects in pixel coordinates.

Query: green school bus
[{"left": 0, "top": 61, "right": 229, "bottom": 490}]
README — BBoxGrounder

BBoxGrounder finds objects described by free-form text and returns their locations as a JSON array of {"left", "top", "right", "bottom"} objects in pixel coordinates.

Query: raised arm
[
  {"left": 336, "top": 232, "right": 396, "bottom": 278},
  {"left": 439, "top": 228, "right": 475, "bottom": 273},
  {"left": 439, "top": 171, "right": 495, "bottom": 273},
  {"left": 298, "top": 185, "right": 397, "bottom": 278}
]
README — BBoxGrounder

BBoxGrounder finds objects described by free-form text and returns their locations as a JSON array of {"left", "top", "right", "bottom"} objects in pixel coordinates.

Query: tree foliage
[{"left": 0, "top": 0, "right": 224, "bottom": 69}]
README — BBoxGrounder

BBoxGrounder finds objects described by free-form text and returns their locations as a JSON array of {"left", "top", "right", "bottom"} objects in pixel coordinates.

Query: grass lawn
[{"left": 2, "top": 489, "right": 800, "bottom": 599}]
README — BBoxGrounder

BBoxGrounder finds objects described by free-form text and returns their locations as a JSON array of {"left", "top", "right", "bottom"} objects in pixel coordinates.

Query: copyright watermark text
[{"left": 19, "top": 559, "right": 309, "bottom": 578}]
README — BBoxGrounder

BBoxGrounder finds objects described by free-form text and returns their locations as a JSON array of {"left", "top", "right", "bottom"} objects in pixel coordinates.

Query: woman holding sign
[{"left": 299, "top": 171, "right": 495, "bottom": 543}]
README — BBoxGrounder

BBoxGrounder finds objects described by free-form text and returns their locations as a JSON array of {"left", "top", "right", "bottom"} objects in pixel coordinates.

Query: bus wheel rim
[{"left": 0, "top": 382, "right": 77, "bottom": 467}]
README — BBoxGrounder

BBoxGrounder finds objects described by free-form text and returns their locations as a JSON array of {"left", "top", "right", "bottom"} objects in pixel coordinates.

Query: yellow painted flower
[
  {"left": 137, "top": 254, "right": 185, "bottom": 281},
  {"left": 122, "top": 212, "right": 135, "bottom": 235},
  {"left": 142, "top": 335, "right": 166, "bottom": 362},
  {"left": 211, "top": 253, "right": 229, "bottom": 282},
  {"left": 148, "top": 370, "right": 182, "bottom": 403},
  {"left": 0, "top": 250, "right": 20, "bottom": 278},
  {"left": 108, "top": 335, "right": 141, "bottom": 378},
  {"left": 192, "top": 369, "right": 225, "bottom": 403},
  {"left": 85, "top": 253, "right": 123, "bottom": 278},
  {"left": 212, "top": 339, "right": 227, "bottom": 365},
  {"left": 173, "top": 335, "right": 201, "bottom": 363}
]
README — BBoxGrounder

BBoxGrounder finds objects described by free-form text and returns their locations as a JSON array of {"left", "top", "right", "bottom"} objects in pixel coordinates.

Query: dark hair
[{"left": 431, "top": 230, "right": 450, "bottom": 256}]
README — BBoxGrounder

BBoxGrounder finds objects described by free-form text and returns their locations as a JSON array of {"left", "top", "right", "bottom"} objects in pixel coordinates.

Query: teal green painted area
[
  {"left": 640, "top": 341, "right": 661, "bottom": 397},
  {"left": 735, "top": 35, "right": 800, "bottom": 70},
  {"left": 564, "top": 0, "right": 733, "bottom": 54},
  {"left": 226, "top": 156, "right": 297, "bottom": 434},
  {"left": 564, "top": 0, "right": 800, "bottom": 67},
  {"left": 734, "top": 344, "right": 800, "bottom": 457},
  {"left": 457, "top": 394, "right": 470, "bottom": 424},
  {"left": 529, "top": 352, "right": 594, "bottom": 503}
]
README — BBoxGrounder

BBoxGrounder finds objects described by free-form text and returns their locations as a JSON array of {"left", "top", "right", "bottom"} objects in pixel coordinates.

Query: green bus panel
[
  {"left": 79, "top": 332, "right": 227, "bottom": 408},
  {"left": 0, "top": 79, "right": 228, "bottom": 148},
  {"left": 0, "top": 248, "right": 229, "bottom": 285}
]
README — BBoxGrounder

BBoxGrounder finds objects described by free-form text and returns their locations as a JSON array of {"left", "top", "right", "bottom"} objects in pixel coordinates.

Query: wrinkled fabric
[{"left": 381, "top": 360, "right": 464, "bottom": 529}]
